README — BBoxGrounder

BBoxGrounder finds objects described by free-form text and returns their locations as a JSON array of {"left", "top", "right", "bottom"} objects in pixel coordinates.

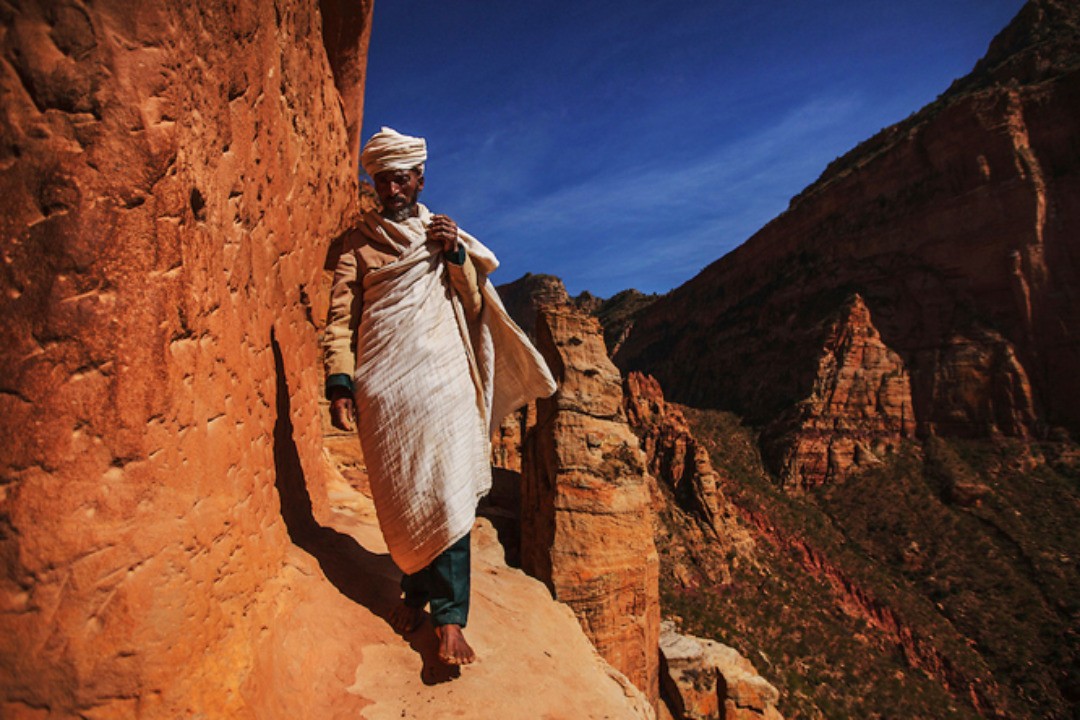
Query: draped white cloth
[{"left": 352, "top": 205, "right": 556, "bottom": 574}]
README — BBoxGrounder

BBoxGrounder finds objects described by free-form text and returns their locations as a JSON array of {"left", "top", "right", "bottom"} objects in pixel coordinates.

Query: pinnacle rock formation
[
  {"left": 521, "top": 305, "right": 662, "bottom": 708},
  {"left": 497, "top": 272, "right": 658, "bottom": 355},
  {"left": 623, "top": 371, "right": 756, "bottom": 586},
  {"left": 615, "top": 0, "right": 1080, "bottom": 449},
  {"left": 760, "top": 294, "right": 916, "bottom": 489},
  {"left": 497, "top": 272, "right": 573, "bottom": 337}
]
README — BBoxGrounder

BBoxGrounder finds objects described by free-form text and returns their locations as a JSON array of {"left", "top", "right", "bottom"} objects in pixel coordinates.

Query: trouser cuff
[{"left": 431, "top": 610, "right": 467, "bottom": 628}]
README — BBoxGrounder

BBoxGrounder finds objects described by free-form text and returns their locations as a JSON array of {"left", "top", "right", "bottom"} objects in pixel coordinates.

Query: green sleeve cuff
[
  {"left": 326, "top": 373, "right": 354, "bottom": 398},
  {"left": 445, "top": 245, "right": 467, "bottom": 265}
]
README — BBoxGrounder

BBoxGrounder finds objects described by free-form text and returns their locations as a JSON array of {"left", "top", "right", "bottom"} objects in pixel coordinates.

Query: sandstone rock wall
[
  {"left": 0, "top": 0, "right": 371, "bottom": 715},
  {"left": 521, "top": 306, "right": 662, "bottom": 708},
  {"left": 615, "top": 0, "right": 1080, "bottom": 446}
]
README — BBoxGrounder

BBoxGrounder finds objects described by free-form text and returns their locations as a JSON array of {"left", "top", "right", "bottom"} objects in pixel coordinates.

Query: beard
[{"left": 381, "top": 201, "right": 417, "bottom": 223}]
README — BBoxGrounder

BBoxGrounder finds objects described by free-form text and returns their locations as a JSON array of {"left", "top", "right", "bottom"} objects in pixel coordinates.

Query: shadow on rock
[{"left": 270, "top": 330, "right": 459, "bottom": 682}]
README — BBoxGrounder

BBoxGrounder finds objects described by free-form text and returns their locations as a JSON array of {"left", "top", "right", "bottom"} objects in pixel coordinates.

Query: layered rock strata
[
  {"left": 521, "top": 306, "right": 662, "bottom": 708},
  {"left": 660, "top": 622, "right": 783, "bottom": 720},
  {"left": 615, "top": 0, "right": 1080, "bottom": 449},
  {"left": 760, "top": 295, "right": 916, "bottom": 489},
  {"left": 624, "top": 371, "right": 755, "bottom": 583}
]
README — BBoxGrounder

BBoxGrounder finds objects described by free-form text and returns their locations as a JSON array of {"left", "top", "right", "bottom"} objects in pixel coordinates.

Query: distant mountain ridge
[
  {"left": 595, "top": 2, "right": 1080, "bottom": 718},
  {"left": 801, "top": 0, "right": 1080, "bottom": 208},
  {"left": 614, "top": 0, "right": 1080, "bottom": 462}
]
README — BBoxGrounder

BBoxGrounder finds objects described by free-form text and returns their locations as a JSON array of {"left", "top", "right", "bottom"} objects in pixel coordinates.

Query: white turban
[{"left": 360, "top": 127, "right": 427, "bottom": 177}]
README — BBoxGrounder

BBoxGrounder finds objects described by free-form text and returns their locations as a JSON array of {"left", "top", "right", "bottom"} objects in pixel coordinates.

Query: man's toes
[{"left": 435, "top": 625, "right": 475, "bottom": 665}]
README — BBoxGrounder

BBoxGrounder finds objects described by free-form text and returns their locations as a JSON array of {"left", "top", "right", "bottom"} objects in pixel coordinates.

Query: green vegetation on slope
[
  {"left": 666, "top": 408, "right": 1079, "bottom": 720},
  {"left": 812, "top": 437, "right": 1080, "bottom": 717}
]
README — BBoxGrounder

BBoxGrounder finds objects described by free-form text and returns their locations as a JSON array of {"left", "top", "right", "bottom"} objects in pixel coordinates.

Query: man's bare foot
[
  {"left": 434, "top": 624, "right": 476, "bottom": 665},
  {"left": 389, "top": 604, "right": 425, "bottom": 635}
]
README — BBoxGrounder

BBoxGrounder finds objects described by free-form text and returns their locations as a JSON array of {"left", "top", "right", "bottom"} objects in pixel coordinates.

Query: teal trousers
[{"left": 401, "top": 532, "right": 471, "bottom": 627}]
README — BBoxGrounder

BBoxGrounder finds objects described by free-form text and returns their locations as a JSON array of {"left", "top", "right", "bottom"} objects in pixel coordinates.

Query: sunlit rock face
[
  {"left": 760, "top": 295, "right": 917, "bottom": 489},
  {"left": 623, "top": 371, "right": 757, "bottom": 584},
  {"left": 497, "top": 272, "right": 573, "bottom": 337},
  {"left": 521, "top": 305, "right": 662, "bottom": 708},
  {"left": 0, "top": 0, "right": 371, "bottom": 715},
  {"left": 659, "top": 622, "right": 784, "bottom": 720},
  {"left": 625, "top": 371, "right": 734, "bottom": 526},
  {"left": 615, "top": 0, "right": 1080, "bottom": 451}
]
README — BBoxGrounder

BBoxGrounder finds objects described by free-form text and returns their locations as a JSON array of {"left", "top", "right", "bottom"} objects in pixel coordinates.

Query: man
[{"left": 323, "top": 127, "right": 556, "bottom": 665}]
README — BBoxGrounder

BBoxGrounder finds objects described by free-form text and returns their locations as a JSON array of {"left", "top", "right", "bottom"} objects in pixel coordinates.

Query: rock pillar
[{"left": 522, "top": 306, "right": 661, "bottom": 707}]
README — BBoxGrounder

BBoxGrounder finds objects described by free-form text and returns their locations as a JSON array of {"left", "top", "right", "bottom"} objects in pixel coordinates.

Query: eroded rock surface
[
  {"left": 660, "top": 622, "right": 783, "bottom": 720},
  {"left": 624, "top": 371, "right": 756, "bottom": 585},
  {"left": 0, "top": 0, "right": 375, "bottom": 715},
  {"left": 497, "top": 272, "right": 573, "bottom": 337},
  {"left": 522, "top": 306, "right": 662, "bottom": 708}
]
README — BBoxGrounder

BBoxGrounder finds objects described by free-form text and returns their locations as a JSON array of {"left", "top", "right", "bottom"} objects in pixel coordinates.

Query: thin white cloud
[{"left": 469, "top": 95, "right": 864, "bottom": 295}]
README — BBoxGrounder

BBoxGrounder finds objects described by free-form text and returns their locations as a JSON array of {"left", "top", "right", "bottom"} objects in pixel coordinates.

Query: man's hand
[
  {"left": 329, "top": 389, "right": 357, "bottom": 431},
  {"left": 427, "top": 214, "right": 459, "bottom": 254}
]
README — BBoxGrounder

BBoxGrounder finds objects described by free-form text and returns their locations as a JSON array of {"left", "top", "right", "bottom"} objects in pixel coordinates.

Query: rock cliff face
[
  {"left": 616, "top": 0, "right": 1080, "bottom": 452},
  {"left": 626, "top": 371, "right": 727, "bottom": 523},
  {"left": 0, "top": 0, "right": 371, "bottom": 715},
  {"left": 624, "top": 371, "right": 756, "bottom": 585},
  {"left": 497, "top": 272, "right": 573, "bottom": 337},
  {"left": 522, "top": 305, "right": 662, "bottom": 708}
]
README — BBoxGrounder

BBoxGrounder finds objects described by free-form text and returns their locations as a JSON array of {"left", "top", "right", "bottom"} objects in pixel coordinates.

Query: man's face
[{"left": 373, "top": 168, "right": 424, "bottom": 218}]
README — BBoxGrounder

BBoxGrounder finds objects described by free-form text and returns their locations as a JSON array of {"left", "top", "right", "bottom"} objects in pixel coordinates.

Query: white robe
[{"left": 352, "top": 206, "right": 556, "bottom": 574}]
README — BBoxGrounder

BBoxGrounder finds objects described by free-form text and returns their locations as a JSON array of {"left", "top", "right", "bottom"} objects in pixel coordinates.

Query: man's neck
[{"left": 380, "top": 205, "right": 419, "bottom": 223}]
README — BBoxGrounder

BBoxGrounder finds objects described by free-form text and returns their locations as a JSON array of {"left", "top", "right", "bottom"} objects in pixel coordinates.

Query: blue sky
[{"left": 359, "top": 1, "right": 1026, "bottom": 297}]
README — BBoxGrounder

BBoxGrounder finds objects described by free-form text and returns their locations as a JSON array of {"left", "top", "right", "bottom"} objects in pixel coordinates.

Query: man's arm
[
  {"left": 323, "top": 232, "right": 362, "bottom": 431},
  {"left": 428, "top": 214, "right": 483, "bottom": 320}
]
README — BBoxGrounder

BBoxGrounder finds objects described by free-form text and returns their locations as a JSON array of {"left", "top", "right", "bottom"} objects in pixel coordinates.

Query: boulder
[{"left": 660, "top": 622, "right": 783, "bottom": 720}]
